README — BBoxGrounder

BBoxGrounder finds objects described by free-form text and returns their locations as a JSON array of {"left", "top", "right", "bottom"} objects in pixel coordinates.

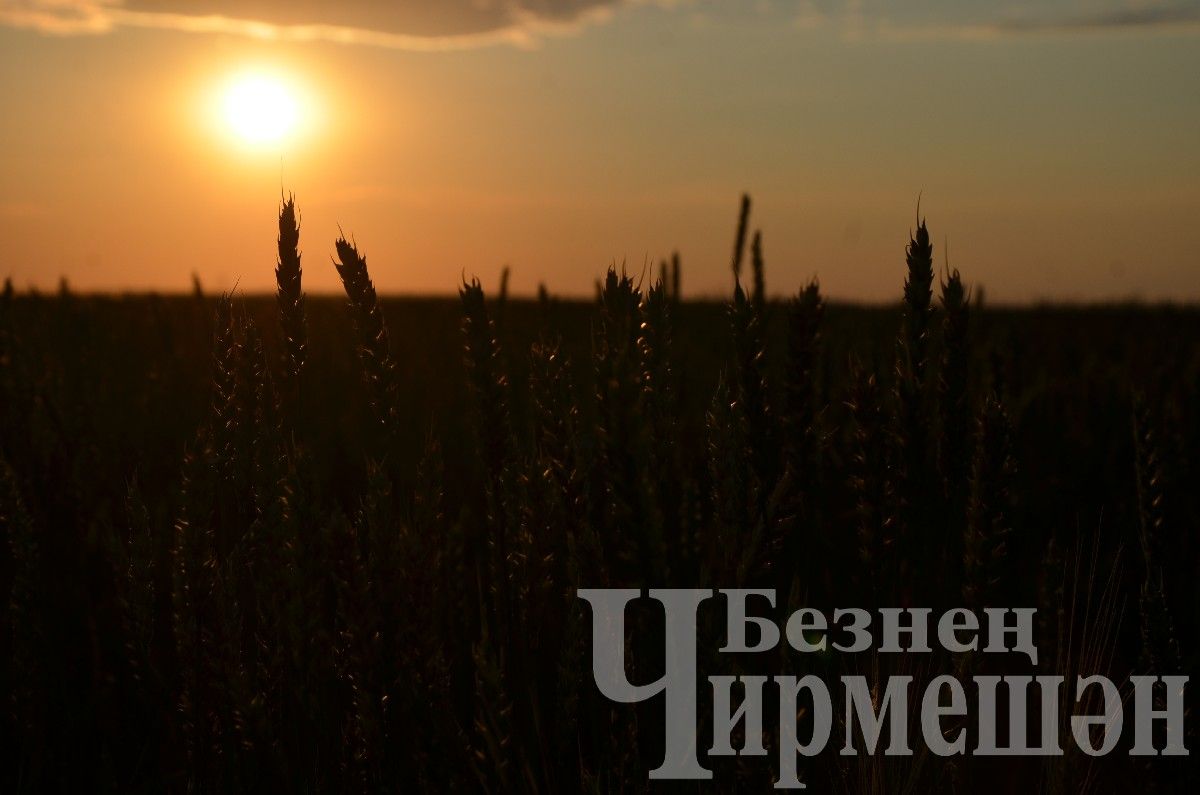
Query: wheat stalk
[
  {"left": 334, "top": 235, "right": 400, "bottom": 440},
  {"left": 275, "top": 194, "right": 307, "bottom": 389}
]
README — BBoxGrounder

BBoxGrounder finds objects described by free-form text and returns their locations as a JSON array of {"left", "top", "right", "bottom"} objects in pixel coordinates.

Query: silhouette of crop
[{"left": 0, "top": 195, "right": 1196, "bottom": 792}]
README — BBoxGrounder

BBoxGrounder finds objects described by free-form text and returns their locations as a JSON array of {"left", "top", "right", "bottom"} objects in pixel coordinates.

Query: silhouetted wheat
[
  {"left": 938, "top": 268, "right": 970, "bottom": 596},
  {"left": 751, "top": 229, "right": 766, "bottom": 311},
  {"left": 893, "top": 216, "right": 936, "bottom": 600},
  {"left": 731, "top": 193, "right": 751, "bottom": 283},
  {"left": 1132, "top": 395, "right": 1181, "bottom": 674},
  {"left": 275, "top": 195, "right": 306, "bottom": 389},
  {"left": 962, "top": 390, "right": 1015, "bottom": 610},
  {"left": 334, "top": 236, "right": 401, "bottom": 442},
  {"left": 0, "top": 193, "right": 1194, "bottom": 793}
]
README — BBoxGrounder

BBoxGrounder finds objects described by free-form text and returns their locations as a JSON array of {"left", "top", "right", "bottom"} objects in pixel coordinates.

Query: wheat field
[{"left": 1, "top": 196, "right": 1197, "bottom": 792}]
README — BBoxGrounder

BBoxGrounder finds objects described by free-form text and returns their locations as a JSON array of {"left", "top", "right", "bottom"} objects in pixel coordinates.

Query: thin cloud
[
  {"left": 875, "top": 2, "right": 1200, "bottom": 41},
  {"left": 989, "top": 3, "right": 1200, "bottom": 35},
  {"left": 0, "top": 0, "right": 114, "bottom": 34},
  {"left": 3, "top": 0, "right": 1198, "bottom": 47},
  {"left": 832, "top": 0, "right": 1200, "bottom": 41},
  {"left": 0, "top": 0, "right": 636, "bottom": 50}
]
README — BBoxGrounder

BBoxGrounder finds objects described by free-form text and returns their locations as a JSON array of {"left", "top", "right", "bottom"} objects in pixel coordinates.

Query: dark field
[{"left": 1, "top": 234, "right": 1198, "bottom": 791}]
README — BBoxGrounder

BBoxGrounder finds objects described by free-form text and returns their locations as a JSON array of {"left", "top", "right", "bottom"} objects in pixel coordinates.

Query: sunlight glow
[{"left": 220, "top": 73, "right": 301, "bottom": 146}]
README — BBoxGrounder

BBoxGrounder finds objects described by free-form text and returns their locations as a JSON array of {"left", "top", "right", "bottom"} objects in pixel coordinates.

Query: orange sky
[{"left": 1, "top": 1, "right": 1198, "bottom": 301}]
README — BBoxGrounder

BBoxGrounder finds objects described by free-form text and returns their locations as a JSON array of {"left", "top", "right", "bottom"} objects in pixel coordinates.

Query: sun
[{"left": 220, "top": 73, "right": 301, "bottom": 146}]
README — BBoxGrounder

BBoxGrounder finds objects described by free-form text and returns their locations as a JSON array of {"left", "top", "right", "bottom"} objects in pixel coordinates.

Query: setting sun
[{"left": 220, "top": 73, "right": 301, "bottom": 146}]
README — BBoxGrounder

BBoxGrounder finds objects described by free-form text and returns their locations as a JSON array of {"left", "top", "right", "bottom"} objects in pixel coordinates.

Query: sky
[{"left": 1, "top": 0, "right": 1198, "bottom": 302}]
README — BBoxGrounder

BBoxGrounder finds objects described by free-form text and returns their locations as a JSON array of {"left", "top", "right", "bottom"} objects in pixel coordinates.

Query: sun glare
[{"left": 220, "top": 73, "right": 301, "bottom": 146}]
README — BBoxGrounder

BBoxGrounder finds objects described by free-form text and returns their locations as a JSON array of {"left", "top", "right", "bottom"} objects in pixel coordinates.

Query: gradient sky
[{"left": 1, "top": 0, "right": 1198, "bottom": 301}]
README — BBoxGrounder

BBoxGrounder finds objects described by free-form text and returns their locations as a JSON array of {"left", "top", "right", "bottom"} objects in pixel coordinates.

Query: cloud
[
  {"left": 0, "top": 0, "right": 115, "bottom": 34},
  {"left": 873, "top": 1, "right": 1200, "bottom": 40},
  {"left": 2, "top": 0, "right": 1197, "bottom": 48},
  {"left": 823, "top": 0, "right": 1200, "bottom": 41},
  {"left": 0, "top": 0, "right": 638, "bottom": 50}
]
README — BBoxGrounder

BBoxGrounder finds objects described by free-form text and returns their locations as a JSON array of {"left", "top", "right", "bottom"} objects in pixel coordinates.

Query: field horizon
[{"left": 12, "top": 286, "right": 1200, "bottom": 311}]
